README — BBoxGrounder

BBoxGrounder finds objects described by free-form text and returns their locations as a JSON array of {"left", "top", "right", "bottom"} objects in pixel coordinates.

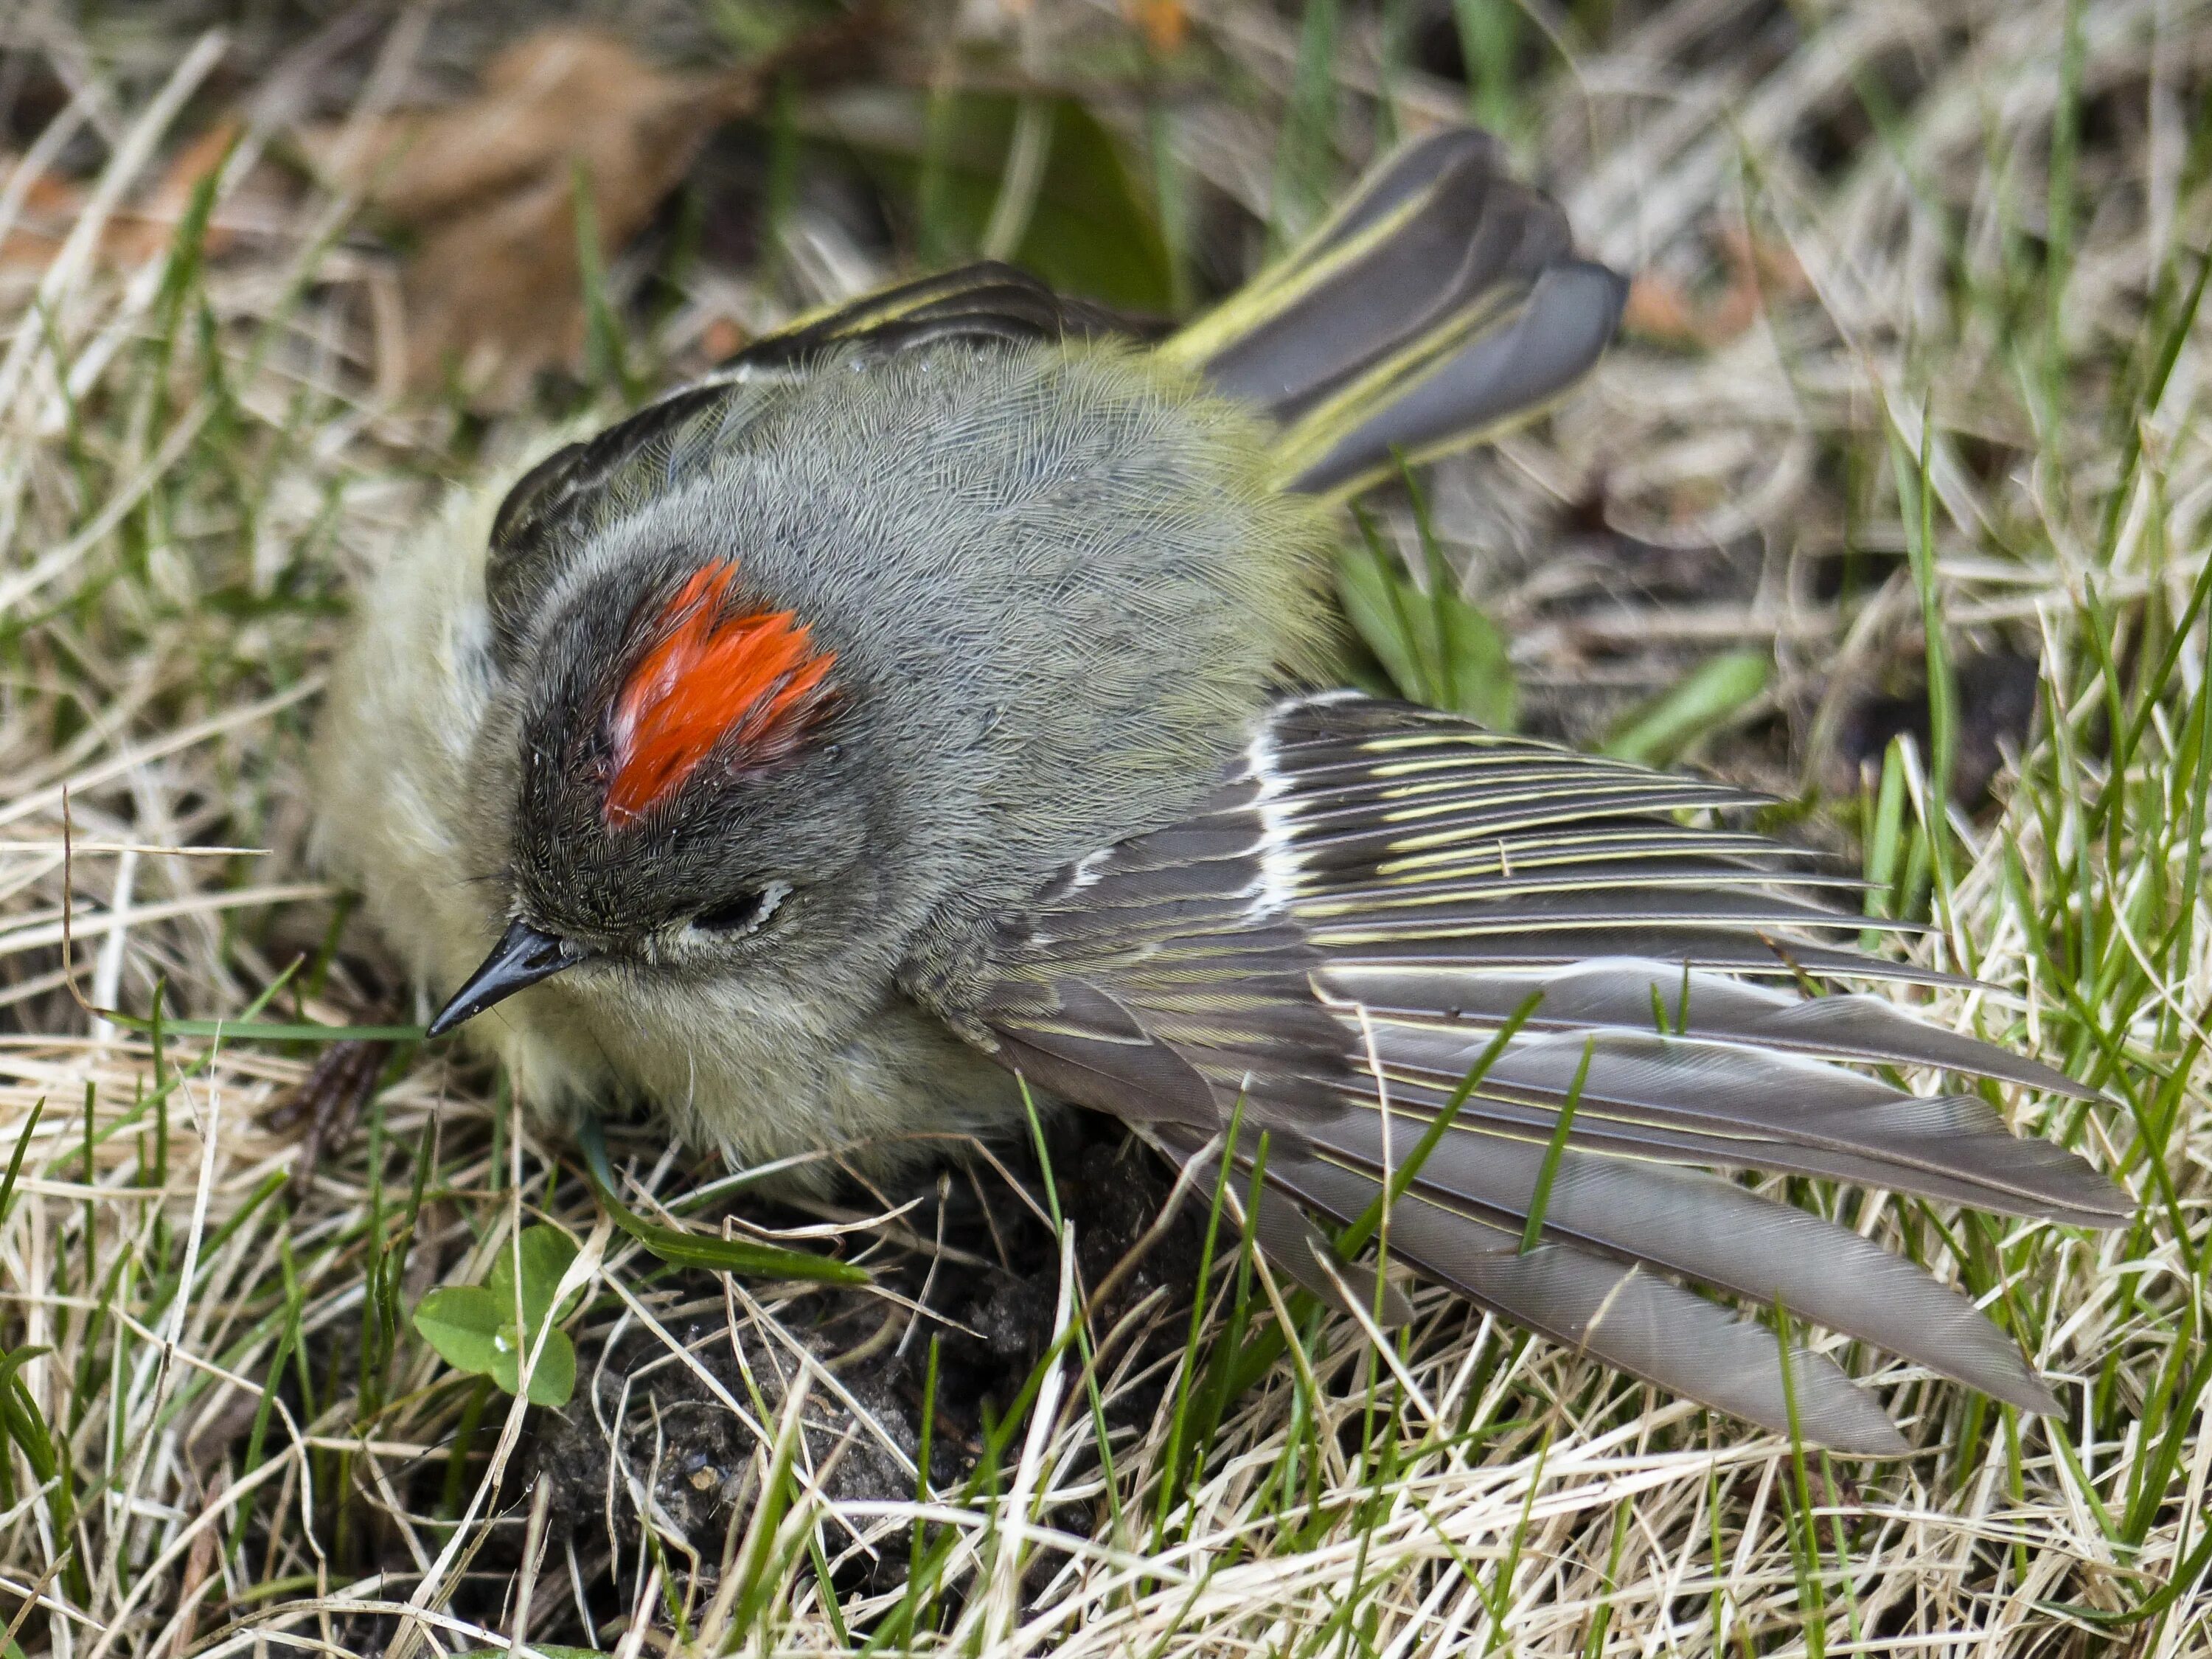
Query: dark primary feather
[
  {"left": 945, "top": 693, "right": 2129, "bottom": 1450},
  {"left": 1240, "top": 1139, "right": 1916, "bottom": 1455},
  {"left": 1194, "top": 130, "right": 1573, "bottom": 419},
  {"left": 1160, "top": 126, "right": 1628, "bottom": 494}
]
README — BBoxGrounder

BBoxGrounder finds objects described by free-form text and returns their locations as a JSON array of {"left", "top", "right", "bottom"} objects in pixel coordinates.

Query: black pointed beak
[{"left": 427, "top": 919, "right": 589, "bottom": 1038}]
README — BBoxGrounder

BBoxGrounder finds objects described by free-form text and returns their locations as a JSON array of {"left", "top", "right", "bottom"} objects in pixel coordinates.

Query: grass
[{"left": 0, "top": 0, "right": 2208, "bottom": 1654}]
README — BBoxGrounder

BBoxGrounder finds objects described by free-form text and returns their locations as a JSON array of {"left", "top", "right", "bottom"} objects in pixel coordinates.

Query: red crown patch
[{"left": 604, "top": 562, "right": 835, "bottom": 826}]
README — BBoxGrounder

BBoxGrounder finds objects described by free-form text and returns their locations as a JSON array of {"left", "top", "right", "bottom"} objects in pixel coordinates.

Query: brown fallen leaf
[
  {"left": 297, "top": 29, "right": 750, "bottom": 403},
  {"left": 305, "top": 33, "right": 723, "bottom": 225},
  {"left": 0, "top": 166, "right": 88, "bottom": 268},
  {"left": 1, "top": 114, "right": 274, "bottom": 271},
  {"left": 1621, "top": 271, "right": 1701, "bottom": 349},
  {"left": 298, "top": 22, "right": 871, "bottom": 406},
  {"left": 1621, "top": 225, "right": 1812, "bottom": 352},
  {"left": 1125, "top": 0, "right": 1191, "bottom": 55}
]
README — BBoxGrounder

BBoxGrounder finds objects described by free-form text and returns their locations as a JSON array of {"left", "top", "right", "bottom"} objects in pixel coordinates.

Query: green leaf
[
  {"left": 487, "top": 1225, "right": 580, "bottom": 1333},
  {"left": 1428, "top": 588, "right": 1518, "bottom": 730},
  {"left": 805, "top": 89, "right": 1173, "bottom": 313},
  {"left": 0, "top": 1343, "right": 85, "bottom": 1602},
  {"left": 1335, "top": 540, "right": 1518, "bottom": 728},
  {"left": 2035, "top": 1504, "right": 2212, "bottom": 1626},
  {"left": 412, "top": 1230, "right": 582, "bottom": 1407},
  {"left": 501, "top": 1327, "right": 577, "bottom": 1408},
  {"left": 412, "top": 1285, "right": 506, "bottom": 1378},
  {"left": 0, "top": 1099, "right": 42, "bottom": 1228},
  {"left": 1602, "top": 650, "right": 1772, "bottom": 767},
  {"left": 1338, "top": 538, "right": 1422, "bottom": 695}
]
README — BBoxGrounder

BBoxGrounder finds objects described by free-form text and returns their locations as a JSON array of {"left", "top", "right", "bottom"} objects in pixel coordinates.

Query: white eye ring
[{"left": 685, "top": 880, "right": 792, "bottom": 942}]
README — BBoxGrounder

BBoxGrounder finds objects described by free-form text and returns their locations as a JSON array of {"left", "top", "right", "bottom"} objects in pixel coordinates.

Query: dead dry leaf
[
  {"left": 298, "top": 28, "right": 760, "bottom": 404},
  {"left": 1622, "top": 225, "right": 1813, "bottom": 351},
  {"left": 2, "top": 114, "right": 278, "bottom": 271},
  {"left": 0, "top": 167, "right": 87, "bottom": 269},
  {"left": 1621, "top": 271, "right": 1701, "bottom": 349},
  {"left": 1124, "top": 0, "right": 1191, "bottom": 55},
  {"left": 297, "top": 17, "right": 883, "bottom": 406}
]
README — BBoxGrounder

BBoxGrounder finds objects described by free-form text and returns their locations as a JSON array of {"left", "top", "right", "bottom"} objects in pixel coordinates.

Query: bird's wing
[
  {"left": 946, "top": 692, "right": 2129, "bottom": 1453},
  {"left": 1159, "top": 127, "right": 1627, "bottom": 496},
  {"left": 712, "top": 261, "right": 1155, "bottom": 375}
]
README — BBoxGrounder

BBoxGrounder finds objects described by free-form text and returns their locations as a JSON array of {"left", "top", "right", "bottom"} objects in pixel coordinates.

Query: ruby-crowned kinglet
[{"left": 314, "top": 128, "right": 2124, "bottom": 1453}]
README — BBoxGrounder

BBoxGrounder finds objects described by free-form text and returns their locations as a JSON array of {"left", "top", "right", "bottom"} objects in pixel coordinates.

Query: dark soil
[{"left": 496, "top": 1110, "right": 1206, "bottom": 1638}]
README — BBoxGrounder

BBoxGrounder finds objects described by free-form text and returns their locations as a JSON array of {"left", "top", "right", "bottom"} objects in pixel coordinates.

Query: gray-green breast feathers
[{"left": 959, "top": 693, "right": 2127, "bottom": 1454}]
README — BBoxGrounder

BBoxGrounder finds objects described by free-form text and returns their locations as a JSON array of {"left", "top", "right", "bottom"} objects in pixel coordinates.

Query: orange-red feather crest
[{"left": 603, "top": 562, "right": 835, "bottom": 826}]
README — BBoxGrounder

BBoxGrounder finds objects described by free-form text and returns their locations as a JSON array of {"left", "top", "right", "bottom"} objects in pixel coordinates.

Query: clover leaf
[{"left": 414, "top": 1225, "right": 581, "bottom": 1407}]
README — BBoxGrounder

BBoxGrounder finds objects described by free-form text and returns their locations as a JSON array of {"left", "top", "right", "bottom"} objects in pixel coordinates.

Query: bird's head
[
  {"left": 431, "top": 549, "right": 886, "bottom": 1037},
  {"left": 421, "top": 344, "right": 1329, "bottom": 1041}
]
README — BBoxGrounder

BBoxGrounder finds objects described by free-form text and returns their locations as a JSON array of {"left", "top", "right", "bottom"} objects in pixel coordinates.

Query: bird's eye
[{"left": 688, "top": 881, "right": 791, "bottom": 939}]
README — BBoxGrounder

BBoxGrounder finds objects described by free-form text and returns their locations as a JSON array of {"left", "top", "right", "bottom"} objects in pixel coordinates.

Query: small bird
[{"left": 316, "top": 128, "right": 2126, "bottom": 1453}]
